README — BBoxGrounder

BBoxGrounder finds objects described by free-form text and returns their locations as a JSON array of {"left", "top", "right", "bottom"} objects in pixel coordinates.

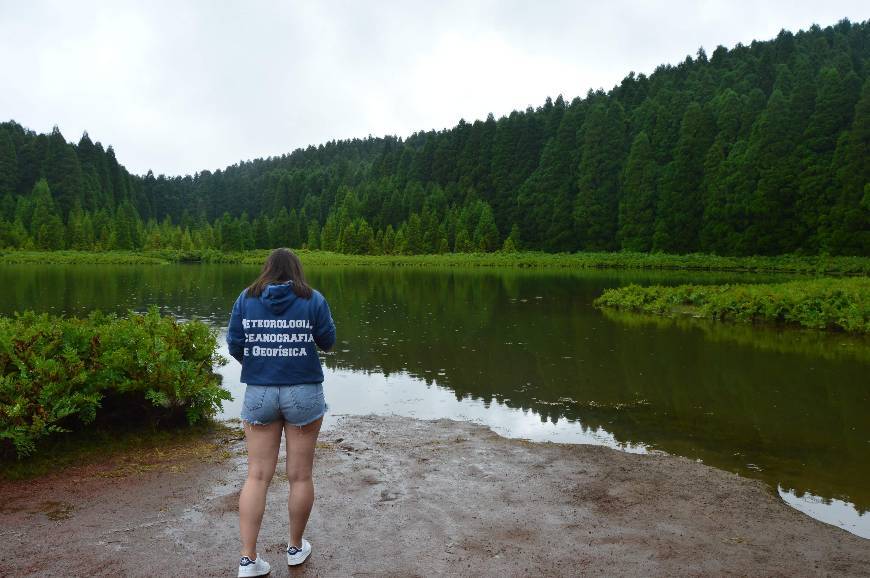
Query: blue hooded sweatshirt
[{"left": 226, "top": 282, "right": 336, "bottom": 385}]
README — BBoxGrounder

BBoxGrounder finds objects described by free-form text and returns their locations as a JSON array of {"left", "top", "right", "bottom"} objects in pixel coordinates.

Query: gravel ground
[{"left": 1, "top": 415, "right": 868, "bottom": 577}]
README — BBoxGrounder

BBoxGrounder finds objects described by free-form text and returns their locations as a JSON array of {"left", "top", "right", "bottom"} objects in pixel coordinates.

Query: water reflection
[
  {"left": 215, "top": 338, "right": 649, "bottom": 453},
  {"left": 779, "top": 488, "right": 870, "bottom": 539},
  {"left": 1, "top": 263, "right": 868, "bottom": 538}
]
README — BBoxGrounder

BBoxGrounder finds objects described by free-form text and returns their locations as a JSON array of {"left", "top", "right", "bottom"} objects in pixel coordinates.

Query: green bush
[
  {"left": 0, "top": 307, "right": 229, "bottom": 458},
  {"left": 594, "top": 277, "right": 870, "bottom": 334}
]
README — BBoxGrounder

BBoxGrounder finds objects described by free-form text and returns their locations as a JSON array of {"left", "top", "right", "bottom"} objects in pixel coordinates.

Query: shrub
[{"left": 0, "top": 307, "right": 229, "bottom": 458}]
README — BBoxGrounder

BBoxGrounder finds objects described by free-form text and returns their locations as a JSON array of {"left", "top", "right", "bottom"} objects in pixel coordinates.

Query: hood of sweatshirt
[{"left": 259, "top": 282, "right": 299, "bottom": 315}]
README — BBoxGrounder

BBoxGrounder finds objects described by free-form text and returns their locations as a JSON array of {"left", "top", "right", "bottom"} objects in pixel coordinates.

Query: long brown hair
[{"left": 246, "top": 248, "right": 313, "bottom": 299}]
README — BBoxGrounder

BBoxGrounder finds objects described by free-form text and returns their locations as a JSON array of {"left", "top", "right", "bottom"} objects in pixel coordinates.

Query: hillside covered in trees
[{"left": 0, "top": 19, "right": 867, "bottom": 256}]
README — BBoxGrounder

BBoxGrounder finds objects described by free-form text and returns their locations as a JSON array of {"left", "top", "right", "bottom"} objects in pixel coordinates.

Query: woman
[{"left": 226, "top": 248, "right": 336, "bottom": 577}]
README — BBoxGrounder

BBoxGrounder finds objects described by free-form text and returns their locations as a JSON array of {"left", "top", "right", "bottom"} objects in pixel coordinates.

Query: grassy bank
[
  {"left": 0, "top": 250, "right": 173, "bottom": 264},
  {"left": 1, "top": 249, "right": 869, "bottom": 275},
  {"left": 594, "top": 277, "right": 870, "bottom": 334},
  {"left": 0, "top": 307, "right": 229, "bottom": 458}
]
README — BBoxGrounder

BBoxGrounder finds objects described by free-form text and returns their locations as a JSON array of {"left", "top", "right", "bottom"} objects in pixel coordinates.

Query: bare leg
[
  {"left": 285, "top": 417, "right": 323, "bottom": 548},
  {"left": 239, "top": 420, "right": 283, "bottom": 559}
]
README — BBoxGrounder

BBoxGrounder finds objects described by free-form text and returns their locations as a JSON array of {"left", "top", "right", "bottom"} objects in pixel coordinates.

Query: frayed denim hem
[
  {"left": 286, "top": 404, "right": 328, "bottom": 428},
  {"left": 241, "top": 418, "right": 275, "bottom": 427}
]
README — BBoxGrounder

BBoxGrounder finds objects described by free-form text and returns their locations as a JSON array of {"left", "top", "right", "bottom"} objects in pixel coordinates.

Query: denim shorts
[{"left": 240, "top": 383, "right": 328, "bottom": 427}]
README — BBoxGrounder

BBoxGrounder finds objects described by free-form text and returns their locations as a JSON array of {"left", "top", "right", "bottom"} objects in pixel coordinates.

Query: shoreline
[
  {"left": 1, "top": 249, "right": 868, "bottom": 275},
  {"left": 1, "top": 415, "right": 867, "bottom": 576}
]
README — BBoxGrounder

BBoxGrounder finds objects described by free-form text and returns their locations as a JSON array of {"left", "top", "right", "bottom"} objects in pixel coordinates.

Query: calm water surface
[{"left": 2, "top": 263, "right": 868, "bottom": 538}]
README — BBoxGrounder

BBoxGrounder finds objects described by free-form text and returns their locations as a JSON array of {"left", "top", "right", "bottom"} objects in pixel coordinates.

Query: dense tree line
[{"left": 0, "top": 19, "right": 867, "bottom": 255}]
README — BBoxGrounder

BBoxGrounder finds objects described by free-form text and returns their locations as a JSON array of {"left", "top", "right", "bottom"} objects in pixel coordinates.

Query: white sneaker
[
  {"left": 286, "top": 538, "right": 312, "bottom": 566},
  {"left": 238, "top": 554, "right": 271, "bottom": 577}
]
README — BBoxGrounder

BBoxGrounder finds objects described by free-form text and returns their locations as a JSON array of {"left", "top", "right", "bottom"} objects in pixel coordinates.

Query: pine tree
[
  {"left": 106, "top": 145, "right": 127, "bottom": 206},
  {"left": 796, "top": 66, "right": 862, "bottom": 249},
  {"left": 474, "top": 203, "right": 500, "bottom": 252},
  {"left": 744, "top": 89, "right": 800, "bottom": 254},
  {"left": 502, "top": 223, "right": 521, "bottom": 252},
  {"left": 76, "top": 132, "right": 105, "bottom": 211},
  {"left": 288, "top": 209, "right": 301, "bottom": 248},
  {"left": 306, "top": 220, "right": 320, "bottom": 250},
  {"left": 653, "top": 102, "right": 715, "bottom": 252},
  {"left": 618, "top": 132, "right": 657, "bottom": 251},
  {"left": 81, "top": 212, "right": 95, "bottom": 249},
  {"left": 516, "top": 105, "right": 583, "bottom": 251},
  {"left": 404, "top": 213, "right": 425, "bottom": 254},
  {"left": 824, "top": 79, "right": 870, "bottom": 254},
  {"left": 113, "top": 201, "right": 141, "bottom": 249},
  {"left": 383, "top": 224, "right": 396, "bottom": 255},
  {"left": 454, "top": 227, "right": 473, "bottom": 253},
  {"left": 270, "top": 207, "right": 291, "bottom": 247},
  {"left": 66, "top": 204, "right": 90, "bottom": 250},
  {"left": 0, "top": 217, "right": 29, "bottom": 248},
  {"left": 337, "top": 220, "right": 355, "bottom": 254},
  {"left": 320, "top": 212, "right": 340, "bottom": 252},
  {"left": 92, "top": 209, "right": 113, "bottom": 250},
  {"left": 44, "top": 127, "right": 85, "bottom": 218},
  {"left": 394, "top": 223, "right": 408, "bottom": 255},
  {"left": 573, "top": 101, "right": 626, "bottom": 250},
  {"left": 0, "top": 129, "right": 18, "bottom": 195},
  {"left": 239, "top": 212, "right": 255, "bottom": 250},
  {"left": 29, "top": 179, "right": 65, "bottom": 249},
  {"left": 699, "top": 90, "right": 744, "bottom": 253},
  {"left": 420, "top": 208, "right": 440, "bottom": 253},
  {"left": 357, "top": 218, "right": 375, "bottom": 254},
  {"left": 253, "top": 216, "right": 271, "bottom": 249},
  {"left": 0, "top": 193, "right": 15, "bottom": 221}
]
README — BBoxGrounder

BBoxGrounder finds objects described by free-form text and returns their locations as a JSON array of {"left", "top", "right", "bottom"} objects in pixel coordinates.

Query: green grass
[
  {"left": 2, "top": 249, "right": 869, "bottom": 275},
  {"left": 0, "top": 249, "right": 172, "bottom": 264},
  {"left": 594, "top": 277, "right": 870, "bottom": 334}
]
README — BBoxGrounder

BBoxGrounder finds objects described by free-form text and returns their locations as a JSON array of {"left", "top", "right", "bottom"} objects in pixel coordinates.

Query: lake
[{"left": 1, "top": 263, "right": 868, "bottom": 538}]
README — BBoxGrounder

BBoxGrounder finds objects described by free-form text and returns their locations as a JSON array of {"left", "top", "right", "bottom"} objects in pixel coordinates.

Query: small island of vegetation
[{"left": 594, "top": 277, "right": 869, "bottom": 333}]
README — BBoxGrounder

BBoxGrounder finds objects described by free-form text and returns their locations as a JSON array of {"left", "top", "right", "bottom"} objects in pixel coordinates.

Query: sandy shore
[{"left": 1, "top": 415, "right": 868, "bottom": 577}]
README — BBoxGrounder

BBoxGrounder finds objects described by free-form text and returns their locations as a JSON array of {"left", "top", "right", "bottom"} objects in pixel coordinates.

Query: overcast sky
[{"left": 1, "top": 1, "right": 866, "bottom": 176}]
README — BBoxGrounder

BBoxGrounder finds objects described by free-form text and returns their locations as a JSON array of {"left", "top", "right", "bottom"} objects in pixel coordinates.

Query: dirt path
[{"left": 1, "top": 415, "right": 868, "bottom": 577}]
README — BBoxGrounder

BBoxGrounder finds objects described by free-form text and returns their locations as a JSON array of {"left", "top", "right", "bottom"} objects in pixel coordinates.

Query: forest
[{"left": 0, "top": 19, "right": 867, "bottom": 257}]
